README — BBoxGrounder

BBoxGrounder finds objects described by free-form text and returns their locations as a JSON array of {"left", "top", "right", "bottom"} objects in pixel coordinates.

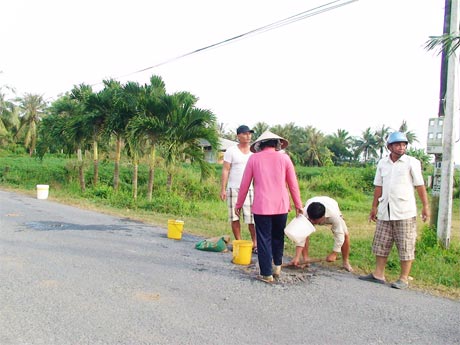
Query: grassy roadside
[
  {"left": 3, "top": 184, "right": 460, "bottom": 300},
  {"left": 1, "top": 155, "right": 459, "bottom": 299}
]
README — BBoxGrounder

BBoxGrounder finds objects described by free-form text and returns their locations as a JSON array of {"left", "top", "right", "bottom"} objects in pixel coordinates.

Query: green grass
[{"left": 1, "top": 153, "right": 459, "bottom": 299}]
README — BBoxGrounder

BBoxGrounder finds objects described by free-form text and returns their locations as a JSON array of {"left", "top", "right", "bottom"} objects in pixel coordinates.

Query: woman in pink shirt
[{"left": 235, "top": 130, "right": 303, "bottom": 283}]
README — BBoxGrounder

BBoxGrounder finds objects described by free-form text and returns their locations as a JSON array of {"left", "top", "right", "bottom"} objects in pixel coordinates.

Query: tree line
[
  {"left": 1, "top": 74, "right": 431, "bottom": 198},
  {"left": 1, "top": 76, "right": 219, "bottom": 198},
  {"left": 222, "top": 121, "right": 430, "bottom": 168}
]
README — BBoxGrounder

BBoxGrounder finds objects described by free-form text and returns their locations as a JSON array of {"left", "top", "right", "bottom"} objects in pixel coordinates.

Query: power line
[{"left": 101, "top": 0, "right": 358, "bottom": 84}]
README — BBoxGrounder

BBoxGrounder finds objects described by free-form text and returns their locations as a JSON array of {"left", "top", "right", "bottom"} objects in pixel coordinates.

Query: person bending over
[{"left": 289, "top": 196, "right": 353, "bottom": 272}]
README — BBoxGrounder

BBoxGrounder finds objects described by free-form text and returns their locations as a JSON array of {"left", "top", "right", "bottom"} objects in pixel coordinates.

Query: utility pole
[
  {"left": 430, "top": 0, "right": 450, "bottom": 229},
  {"left": 437, "top": 0, "right": 459, "bottom": 248}
]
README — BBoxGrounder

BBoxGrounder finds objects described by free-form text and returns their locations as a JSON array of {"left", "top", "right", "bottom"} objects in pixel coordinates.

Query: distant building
[{"left": 199, "top": 137, "right": 238, "bottom": 163}]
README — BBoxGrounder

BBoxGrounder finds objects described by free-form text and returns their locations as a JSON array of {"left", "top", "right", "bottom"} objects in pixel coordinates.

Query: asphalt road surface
[{"left": 1, "top": 189, "right": 459, "bottom": 345}]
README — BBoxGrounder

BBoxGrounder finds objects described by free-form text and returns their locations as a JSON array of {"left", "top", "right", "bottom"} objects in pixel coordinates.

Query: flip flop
[
  {"left": 359, "top": 273, "right": 385, "bottom": 284},
  {"left": 391, "top": 279, "right": 409, "bottom": 289},
  {"left": 252, "top": 247, "right": 258, "bottom": 254},
  {"left": 342, "top": 264, "right": 354, "bottom": 272},
  {"left": 256, "top": 275, "right": 274, "bottom": 284}
]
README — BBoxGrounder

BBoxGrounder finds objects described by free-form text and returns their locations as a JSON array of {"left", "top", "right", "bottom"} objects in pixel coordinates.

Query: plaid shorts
[
  {"left": 227, "top": 188, "right": 254, "bottom": 224},
  {"left": 372, "top": 217, "right": 417, "bottom": 261}
]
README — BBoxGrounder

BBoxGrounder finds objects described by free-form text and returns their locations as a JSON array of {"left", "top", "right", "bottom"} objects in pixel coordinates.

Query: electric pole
[{"left": 435, "top": 0, "right": 459, "bottom": 248}]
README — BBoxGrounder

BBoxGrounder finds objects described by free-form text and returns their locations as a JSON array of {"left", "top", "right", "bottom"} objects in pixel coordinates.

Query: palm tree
[
  {"left": 125, "top": 75, "right": 169, "bottom": 201},
  {"left": 47, "top": 95, "right": 89, "bottom": 191},
  {"left": 70, "top": 84, "right": 106, "bottom": 187},
  {"left": 251, "top": 122, "right": 270, "bottom": 141},
  {"left": 398, "top": 120, "right": 418, "bottom": 144},
  {"left": 128, "top": 112, "right": 163, "bottom": 200},
  {"left": 354, "top": 127, "right": 378, "bottom": 164},
  {"left": 269, "top": 123, "right": 305, "bottom": 164},
  {"left": 158, "top": 91, "right": 219, "bottom": 191},
  {"left": 325, "top": 129, "right": 353, "bottom": 165},
  {"left": 407, "top": 148, "right": 431, "bottom": 171},
  {"left": 269, "top": 123, "right": 296, "bottom": 140},
  {"left": 425, "top": 33, "right": 460, "bottom": 57},
  {"left": 37, "top": 113, "right": 72, "bottom": 157},
  {"left": 15, "top": 93, "right": 47, "bottom": 156},
  {"left": 302, "top": 126, "right": 329, "bottom": 166},
  {"left": 120, "top": 81, "right": 145, "bottom": 200},
  {"left": 374, "top": 125, "right": 391, "bottom": 159},
  {"left": 98, "top": 79, "right": 128, "bottom": 191},
  {"left": 125, "top": 128, "right": 147, "bottom": 200},
  {"left": 0, "top": 88, "right": 19, "bottom": 145}
]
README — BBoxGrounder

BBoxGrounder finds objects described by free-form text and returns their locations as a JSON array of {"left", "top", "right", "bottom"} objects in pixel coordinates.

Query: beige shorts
[
  {"left": 372, "top": 218, "right": 417, "bottom": 261},
  {"left": 227, "top": 188, "right": 254, "bottom": 224}
]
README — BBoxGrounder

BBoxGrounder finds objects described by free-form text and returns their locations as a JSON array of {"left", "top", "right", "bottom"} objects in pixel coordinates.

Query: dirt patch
[
  {"left": 134, "top": 292, "right": 161, "bottom": 301},
  {"left": 238, "top": 263, "right": 317, "bottom": 285}
]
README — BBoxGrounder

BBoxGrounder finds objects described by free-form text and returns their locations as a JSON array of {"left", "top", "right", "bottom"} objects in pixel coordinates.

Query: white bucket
[
  {"left": 284, "top": 214, "right": 316, "bottom": 247},
  {"left": 36, "top": 184, "right": 49, "bottom": 200}
]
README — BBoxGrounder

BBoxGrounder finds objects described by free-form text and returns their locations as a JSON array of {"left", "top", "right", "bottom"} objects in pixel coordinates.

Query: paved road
[{"left": 1, "top": 189, "right": 459, "bottom": 345}]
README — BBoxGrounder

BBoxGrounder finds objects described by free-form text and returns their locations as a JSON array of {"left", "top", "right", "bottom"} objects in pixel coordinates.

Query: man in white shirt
[
  {"left": 288, "top": 196, "right": 353, "bottom": 272},
  {"left": 360, "top": 132, "right": 430, "bottom": 289},
  {"left": 220, "top": 125, "right": 257, "bottom": 252}
]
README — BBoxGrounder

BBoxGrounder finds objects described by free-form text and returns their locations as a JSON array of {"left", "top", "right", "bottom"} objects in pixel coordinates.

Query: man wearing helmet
[{"left": 359, "top": 131, "right": 430, "bottom": 289}]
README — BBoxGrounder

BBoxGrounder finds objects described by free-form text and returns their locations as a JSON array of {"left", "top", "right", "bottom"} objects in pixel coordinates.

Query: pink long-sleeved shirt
[{"left": 235, "top": 148, "right": 302, "bottom": 215}]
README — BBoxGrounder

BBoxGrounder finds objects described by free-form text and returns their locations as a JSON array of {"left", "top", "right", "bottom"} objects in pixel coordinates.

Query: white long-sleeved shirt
[{"left": 304, "top": 196, "right": 348, "bottom": 253}]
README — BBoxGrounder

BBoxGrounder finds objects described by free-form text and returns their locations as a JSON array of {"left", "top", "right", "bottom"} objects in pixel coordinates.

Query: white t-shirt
[{"left": 223, "top": 145, "right": 253, "bottom": 189}]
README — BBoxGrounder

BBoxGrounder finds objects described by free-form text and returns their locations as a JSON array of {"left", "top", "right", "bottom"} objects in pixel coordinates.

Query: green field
[{"left": 1, "top": 154, "right": 459, "bottom": 299}]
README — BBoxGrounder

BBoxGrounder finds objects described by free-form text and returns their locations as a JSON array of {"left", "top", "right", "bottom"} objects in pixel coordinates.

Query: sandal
[
  {"left": 358, "top": 273, "right": 385, "bottom": 285},
  {"left": 391, "top": 279, "right": 409, "bottom": 289},
  {"left": 256, "top": 275, "right": 274, "bottom": 284},
  {"left": 252, "top": 247, "right": 258, "bottom": 254}
]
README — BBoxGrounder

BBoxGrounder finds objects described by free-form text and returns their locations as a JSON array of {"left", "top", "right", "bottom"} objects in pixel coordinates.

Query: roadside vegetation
[
  {"left": 1, "top": 154, "right": 459, "bottom": 299},
  {"left": 1, "top": 75, "right": 459, "bottom": 299}
]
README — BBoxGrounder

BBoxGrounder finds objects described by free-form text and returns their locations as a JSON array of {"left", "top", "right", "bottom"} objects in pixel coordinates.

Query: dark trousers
[{"left": 253, "top": 213, "right": 288, "bottom": 276}]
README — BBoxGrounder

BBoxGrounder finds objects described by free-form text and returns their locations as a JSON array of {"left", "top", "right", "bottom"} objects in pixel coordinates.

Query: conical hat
[{"left": 250, "top": 130, "right": 289, "bottom": 153}]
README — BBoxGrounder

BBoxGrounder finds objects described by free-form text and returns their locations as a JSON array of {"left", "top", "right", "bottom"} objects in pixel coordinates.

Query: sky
[{"left": 1, "top": 0, "right": 456, "bottom": 160}]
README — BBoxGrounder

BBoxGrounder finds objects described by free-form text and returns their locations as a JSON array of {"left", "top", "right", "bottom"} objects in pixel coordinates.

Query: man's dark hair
[{"left": 306, "top": 202, "right": 326, "bottom": 220}]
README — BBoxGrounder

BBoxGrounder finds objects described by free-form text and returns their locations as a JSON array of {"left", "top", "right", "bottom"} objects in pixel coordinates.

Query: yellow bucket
[
  {"left": 232, "top": 240, "right": 253, "bottom": 265},
  {"left": 167, "top": 219, "right": 184, "bottom": 240}
]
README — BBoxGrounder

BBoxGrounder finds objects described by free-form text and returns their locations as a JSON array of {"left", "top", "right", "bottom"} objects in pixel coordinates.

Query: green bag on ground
[{"left": 195, "top": 235, "right": 230, "bottom": 252}]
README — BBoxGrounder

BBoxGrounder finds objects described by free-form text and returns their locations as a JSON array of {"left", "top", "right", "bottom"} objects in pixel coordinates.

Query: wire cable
[{"left": 102, "top": 0, "right": 358, "bottom": 83}]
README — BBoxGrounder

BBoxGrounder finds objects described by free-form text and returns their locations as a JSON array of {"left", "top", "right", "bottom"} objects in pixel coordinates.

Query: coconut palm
[
  {"left": 303, "top": 126, "right": 330, "bottom": 166},
  {"left": 407, "top": 147, "right": 431, "bottom": 171},
  {"left": 70, "top": 84, "right": 107, "bottom": 187},
  {"left": 97, "top": 79, "right": 129, "bottom": 191},
  {"left": 0, "top": 88, "right": 19, "bottom": 144},
  {"left": 354, "top": 127, "right": 378, "bottom": 164},
  {"left": 325, "top": 129, "right": 353, "bottom": 165},
  {"left": 269, "top": 123, "right": 305, "bottom": 164},
  {"left": 126, "top": 75, "right": 168, "bottom": 201},
  {"left": 15, "top": 93, "right": 47, "bottom": 156},
  {"left": 128, "top": 111, "right": 163, "bottom": 200},
  {"left": 158, "top": 91, "right": 219, "bottom": 191},
  {"left": 46, "top": 94, "right": 89, "bottom": 191},
  {"left": 37, "top": 113, "right": 71, "bottom": 157},
  {"left": 374, "top": 125, "right": 391, "bottom": 159},
  {"left": 251, "top": 122, "right": 270, "bottom": 140},
  {"left": 120, "top": 81, "right": 146, "bottom": 200},
  {"left": 398, "top": 120, "right": 418, "bottom": 144},
  {"left": 269, "top": 123, "right": 296, "bottom": 141}
]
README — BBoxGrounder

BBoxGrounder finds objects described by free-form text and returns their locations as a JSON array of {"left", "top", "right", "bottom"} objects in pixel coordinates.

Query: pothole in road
[
  {"left": 238, "top": 263, "right": 317, "bottom": 286},
  {"left": 25, "top": 221, "right": 132, "bottom": 232}
]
